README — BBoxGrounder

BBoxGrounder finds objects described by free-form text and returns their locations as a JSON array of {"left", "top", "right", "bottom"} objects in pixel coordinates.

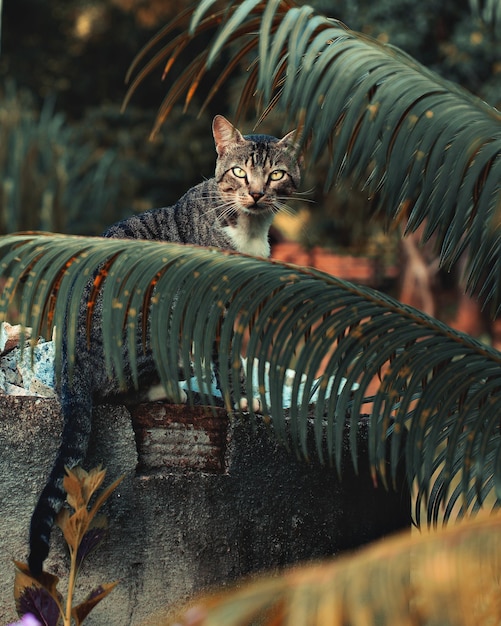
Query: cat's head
[{"left": 212, "top": 115, "right": 302, "bottom": 216}]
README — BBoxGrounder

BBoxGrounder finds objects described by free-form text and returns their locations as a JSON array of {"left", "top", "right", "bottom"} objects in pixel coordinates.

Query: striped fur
[{"left": 28, "top": 115, "right": 302, "bottom": 576}]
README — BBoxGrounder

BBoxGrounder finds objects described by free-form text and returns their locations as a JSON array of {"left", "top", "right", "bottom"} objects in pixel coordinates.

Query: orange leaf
[
  {"left": 63, "top": 507, "right": 90, "bottom": 552},
  {"left": 13, "top": 561, "right": 63, "bottom": 624},
  {"left": 13, "top": 560, "right": 60, "bottom": 600},
  {"left": 62, "top": 468, "right": 86, "bottom": 511},
  {"left": 80, "top": 465, "right": 107, "bottom": 505},
  {"left": 71, "top": 581, "right": 119, "bottom": 626},
  {"left": 88, "top": 474, "right": 125, "bottom": 523}
]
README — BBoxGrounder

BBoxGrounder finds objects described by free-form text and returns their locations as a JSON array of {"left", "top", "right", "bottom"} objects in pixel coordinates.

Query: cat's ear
[
  {"left": 278, "top": 129, "right": 304, "bottom": 166},
  {"left": 212, "top": 115, "right": 245, "bottom": 156},
  {"left": 277, "top": 129, "right": 301, "bottom": 148}
]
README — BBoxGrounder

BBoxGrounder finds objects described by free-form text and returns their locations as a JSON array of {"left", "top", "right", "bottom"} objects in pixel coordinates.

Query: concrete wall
[{"left": 0, "top": 396, "right": 410, "bottom": 625}]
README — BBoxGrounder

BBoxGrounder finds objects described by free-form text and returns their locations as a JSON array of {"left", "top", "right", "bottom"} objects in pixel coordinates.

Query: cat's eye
[
  {"left": 269, "top": 170, "right": 286, "bottom": 181},
  {"left": 232, "top": 167, "right": 247, "bottom": 179}
]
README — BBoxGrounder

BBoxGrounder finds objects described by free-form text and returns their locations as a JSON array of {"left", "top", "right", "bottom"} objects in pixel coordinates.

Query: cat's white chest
[{"left": 222, "top": 218, "right": 272, "bottom": 257}]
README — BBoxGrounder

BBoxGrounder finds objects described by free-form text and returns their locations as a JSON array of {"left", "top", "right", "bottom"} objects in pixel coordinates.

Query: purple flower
[{"left": 7, "top": 614, "right": 41, "bottom": 626}]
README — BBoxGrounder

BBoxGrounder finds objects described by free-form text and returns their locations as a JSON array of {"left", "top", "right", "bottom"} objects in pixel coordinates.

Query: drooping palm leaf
[
  {"left": 1, "top": 233, "right": 501, "bottom": 522},
  {"left": 125, "top": 0, "right": 501, "bottom": 311},
  {"left": 160, "top": 513, "right": 501, "bottom": 626}
]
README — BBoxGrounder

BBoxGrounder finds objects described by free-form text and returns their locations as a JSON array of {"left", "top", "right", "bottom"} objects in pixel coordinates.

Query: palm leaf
[
  {"left": 160, "top": 513, "right": 501, "bottom": 626},
  {"left": 2, "top": 232, "right": 501, "bottom": 522},
  {"left": 124, "top": 0, "right": 501, "bottom": 311}
]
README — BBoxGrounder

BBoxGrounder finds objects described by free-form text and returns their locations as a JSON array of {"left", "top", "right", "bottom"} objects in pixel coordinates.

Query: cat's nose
[{"left": 249, "top": 191, "right": 264, "bottom": 203}]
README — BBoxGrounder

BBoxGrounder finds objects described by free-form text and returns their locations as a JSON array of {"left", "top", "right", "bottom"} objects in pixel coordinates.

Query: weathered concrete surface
[{"left": 0, "top": 396, "right": 410, "bottom": 625}]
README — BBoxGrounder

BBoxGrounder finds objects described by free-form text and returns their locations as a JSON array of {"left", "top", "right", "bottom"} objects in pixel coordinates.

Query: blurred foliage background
[
  {"left": 0, "top": 0, "right": 499, "bottom": 329},
  {"left": 1, "top": 0, "right": 499, "bottom": 235}
]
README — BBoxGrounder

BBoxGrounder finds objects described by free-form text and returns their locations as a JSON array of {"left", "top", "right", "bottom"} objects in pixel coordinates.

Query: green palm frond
[
  {"left": 161, "top": 513, "right": 501, "bottom": 626},
  {"left": 125, "top": 0, "right": 501, "bottom": 311},
  {"left": 2, "top": 233, "right": 501, "bottom": 522}
]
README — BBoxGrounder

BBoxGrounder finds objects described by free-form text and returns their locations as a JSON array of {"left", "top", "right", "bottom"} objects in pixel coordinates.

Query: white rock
[
  {"left": 0, "top": 322, "right": 32, "bottom": 354},
  {"left": 28, "top": 378, "right": 58, "bottom": 398},
  {"left": 4, "top": 382, "right": 36, "bottom": 396},
  {"left": 0, "top": 351, "right": 23, "bottom": 386},
  {"left": 18, "top": 340, "right": 56, "bottom": 391}
]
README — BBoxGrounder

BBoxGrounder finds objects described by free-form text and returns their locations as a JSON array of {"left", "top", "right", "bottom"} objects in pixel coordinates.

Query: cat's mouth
[{"left": 241, "top": 199, "right": 273, "bottom": 214}]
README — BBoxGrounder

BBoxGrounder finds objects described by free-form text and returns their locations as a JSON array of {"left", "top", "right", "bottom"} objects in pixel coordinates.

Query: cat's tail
[{"left": 28, "top": 387, "right": 93, "bottom": 577}]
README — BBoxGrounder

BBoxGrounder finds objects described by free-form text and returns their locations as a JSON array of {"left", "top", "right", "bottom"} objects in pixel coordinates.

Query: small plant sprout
[{"left": 14, "top": 466, "right": 124, "bottom": 626}]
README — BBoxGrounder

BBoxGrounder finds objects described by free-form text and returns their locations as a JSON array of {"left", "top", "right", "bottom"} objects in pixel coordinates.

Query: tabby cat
[{"left": 28, "top": 115, "right": 302, "bottom": 576}]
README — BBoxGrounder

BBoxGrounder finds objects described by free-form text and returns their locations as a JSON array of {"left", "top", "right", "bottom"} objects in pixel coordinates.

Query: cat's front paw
[
  {"left": 238, "top": 396, "right": 262, "bottom": 412},
  {"left": 146, "top": 383, "right": 188, "bottom": 404}
]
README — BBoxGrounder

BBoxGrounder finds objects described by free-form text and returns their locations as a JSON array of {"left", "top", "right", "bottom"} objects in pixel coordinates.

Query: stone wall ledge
[{"left": 0, "top": 395, "right": 409, "bottom": 625}]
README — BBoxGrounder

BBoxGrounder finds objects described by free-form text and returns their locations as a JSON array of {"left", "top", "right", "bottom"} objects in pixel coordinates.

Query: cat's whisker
[
  {"left": 217, "top": 200, "right": 240, "bottom": 214},
  {"left": 220, "top": 207, "right": 241, "bottom": 221},
  {"left": 293, "top": 187, "right": 316, "bottom": 197},
  {"left": 198, "top": 194, "right": 235, "bottom": 206},
  {"left": 277, "top": 194, "right": 316, "bottom": 205},
  {"left": 272, "top": 201, "right": 297, "bottom": 219},
  {"left": 204, "top": 200, "right": 237, "bottom": 212},
  {"left": 202, "top": 200, "right": 240, "bottom": 217}
]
